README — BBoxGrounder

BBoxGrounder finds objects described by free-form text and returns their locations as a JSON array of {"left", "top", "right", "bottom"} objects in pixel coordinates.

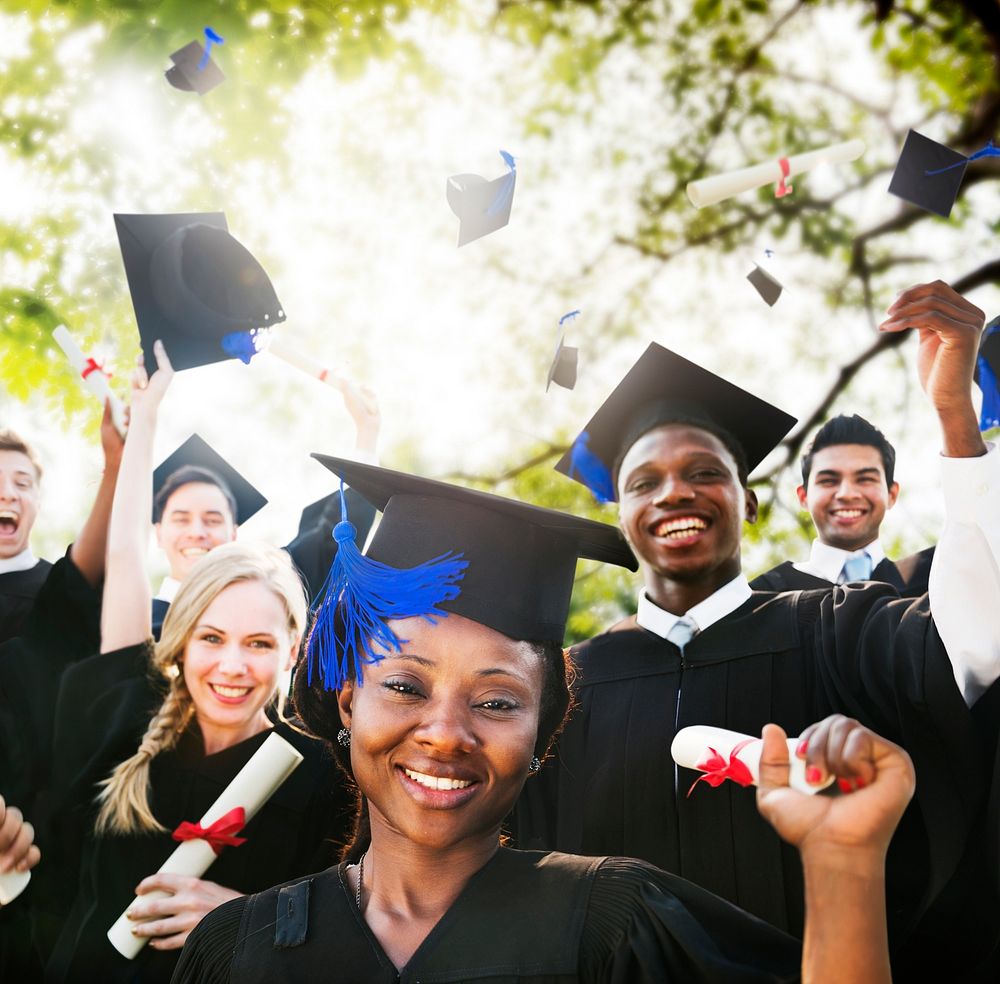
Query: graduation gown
[
  {"left": 750, "top": 546, "right": 934, "bottom": 598},
  {"left": 0, "top": 558, "right": 53, "bottom": 644},
  {"left": 27, "top": 641, "right": 355, "bottom": 984},
  {"left": 172, "top": 848, "right": 800, "bottom": 984},
  {"left": 515, "top": 585, "right": 987, "bottom": 975}
]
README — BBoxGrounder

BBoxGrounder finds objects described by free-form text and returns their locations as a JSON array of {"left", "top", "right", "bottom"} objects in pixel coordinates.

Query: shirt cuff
[{"left": 941, "top": 441, "right": 998, "bottom": 524}]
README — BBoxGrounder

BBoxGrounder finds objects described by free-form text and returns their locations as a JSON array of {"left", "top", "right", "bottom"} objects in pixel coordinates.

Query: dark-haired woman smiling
[{"left": 174, "top": 460, "right": 912, "bottom": 984}]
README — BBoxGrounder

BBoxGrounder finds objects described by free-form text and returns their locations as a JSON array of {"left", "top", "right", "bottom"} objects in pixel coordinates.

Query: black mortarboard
[
  {"left": 546, "top": 335, "right": 579, "bottom": 391},
  {"left": 887, "top": 130, "right": 969, "bottom": 218},
  {"left": 746, "top": 264, "right": 783, "bottom": 306},
  {"left": 115, "top": 212, "right": 286, "bottom": 373},
  {"left": 310, "top": 456, "right": 636, "bottom": 655},
  {"left": 555, "top": 342, "right": 797, "bottom": 501},
  {"left": 166, "top": 40, "right": 225, "bottom": 96},
  {"left": 152, "top": 434, "right": 267, "bottom": 525}
]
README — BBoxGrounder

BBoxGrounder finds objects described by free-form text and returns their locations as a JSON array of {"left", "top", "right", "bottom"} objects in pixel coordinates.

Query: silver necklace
[{"left": 356, "top": 852, "right": 365, "bottom": 909}]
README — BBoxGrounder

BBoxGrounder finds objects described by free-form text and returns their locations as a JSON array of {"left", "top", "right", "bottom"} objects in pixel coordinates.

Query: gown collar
[
  {"left": 0, "top": 547, "right": 38, "bottom": 575},
  {"left": 636, "top": 574, "right": 752, "bottom": 640}
]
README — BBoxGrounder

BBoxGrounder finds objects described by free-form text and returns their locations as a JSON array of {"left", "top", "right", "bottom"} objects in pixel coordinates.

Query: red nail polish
[
  {"left": 855, "top": 777, "right": 866, "bottom": 789},
  {"left": 795, "top": 739, "right": 808, "bottom": 757},
  {"left": 806, "top": 766, "right": 822, "bottom": 784},
  {"left": 837, "top": 778, "right": 853, "bottom": 794}
]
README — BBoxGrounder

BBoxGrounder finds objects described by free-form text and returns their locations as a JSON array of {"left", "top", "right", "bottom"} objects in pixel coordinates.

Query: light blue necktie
[
  {"left": 841, "top": 552, "right": 873, "bottom": 583},
  {"left": 667, "top": 616, "right": 699, "bottom": 653}
]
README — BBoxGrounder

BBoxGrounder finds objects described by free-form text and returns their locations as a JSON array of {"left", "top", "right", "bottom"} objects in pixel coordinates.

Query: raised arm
[
  {"left": 758, "top": 715, "right": 915, "bottom": 984},
  {"left": 68, "top": 400, "right": 126, "bottom": 587},
  {"left": 879, "top": 281, "right": 1000, "bottom": 704},
  {"left": 100, "top": 343, "right": 174, "bottom": 653}
]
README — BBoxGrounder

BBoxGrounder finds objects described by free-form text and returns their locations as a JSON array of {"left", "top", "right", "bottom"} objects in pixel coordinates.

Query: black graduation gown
[
  {"left": 0, "top": 557, "right": 53, "bottom": 644},
  {"left": 515, "top": 585, "right": 988, "bottom": 976},
  {"left": 151, "top": 487, "right": 377, "bottom": 639},
  {"left": 750, "top": 546, "right": 935, "bottom": 598},
  {"left": 0, "top": 555, "right": 101, "bottom": 982},
  {"left": 28, "top": 641, "right": 355, "bottom": 984},
  {"left": 171, "top": 848, "right": 800, "bottom": 984}
]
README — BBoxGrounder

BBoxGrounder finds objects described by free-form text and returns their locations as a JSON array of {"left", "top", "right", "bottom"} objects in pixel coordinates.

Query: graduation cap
[
  {"left": 165, "top": 37, "right": 226, "bottom": 96},
  {"left": 115, "top": 212, "right": 285, "bottom": 372},
  {"left": 446, "top": 150, "right": 517, "bottom": 247},
  {"left": 975, "top": 316, "right": 1000, "bottom": 431},
  {"left": 555, "top": 343, "right": 797, "bottom": 502},
  {"left": 547, "top": 311, "right": 581, "bottom": 391},
  {"left": 152, "top": 434, "right": 267, "bottom": 525},
  {"left": 746, "top": 264, "right": 782, "bottom": 307},
  {"left": 888, "top": 129, "right": 1000, "bottom": 219},
  {"left": 305, "top": 456, "right": 637, "bottom": 689}
]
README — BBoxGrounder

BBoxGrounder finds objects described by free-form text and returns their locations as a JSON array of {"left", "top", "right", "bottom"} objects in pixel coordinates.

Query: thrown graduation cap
[
  {"left": 306, "top": 456, "right": 637, "bottom": 689},
  {"left": 746, "top": 264, "right": 782, "bottom": 307},
  {"left": 556, "top": 343, "right": 797, "bottom": 502},
  {"left": 152, "top": 434, "right": 267, "bottom": 525},
  {"left": 115, "top": 212, "right": 285, "bottom": 372},
  {"left": 887, "top": 129, "right": 1000, "bottom": 218},
  {"left": 165, "top": 37, "right": 226, "bottom": 96},
  {"left": 975, "top": 316, "right": 1000, "bottom": 431},
  {"left": 446, "top": 150, "right": 517, "bottom": 247},
  {"left": 547, "top": 311, "right": 581, "bottom": 391}
]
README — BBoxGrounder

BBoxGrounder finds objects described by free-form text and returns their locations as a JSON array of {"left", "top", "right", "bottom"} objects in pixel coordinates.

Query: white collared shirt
[
  {"left": 793, "top": 538, "right": 887, "bottom": 584},
  {"left": 155, "top": 576, "right": 182, "bottom": 604},
  {"left": 636, "top": 574, "right": 753, "bottom": 639},
  {"left": 0, "top": 547, "right": 39, "bottom": 576}
]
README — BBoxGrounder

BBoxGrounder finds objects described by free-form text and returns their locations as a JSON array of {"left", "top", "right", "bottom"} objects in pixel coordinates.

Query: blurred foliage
[{"left": 2, "top": 0, "right": 997, "bottom": 628}]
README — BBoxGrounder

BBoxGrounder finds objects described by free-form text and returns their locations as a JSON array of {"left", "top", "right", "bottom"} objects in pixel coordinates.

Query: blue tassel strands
[
  {"left": 925, "top": 139, "right": 1000, "bottom": 175},
  {"left": 307, "top": 484, "right": 468, "bottom": 691},
  {"left": 487, "top": 150, "right": 517, "bottom": 217},
  {"left": 978, "top": 354, "right": 1000, "bottom": 431},
  {"left": 220, "top": 329, "right": 264, "bottom": 365},
  {"left": 569, "top": 431, "right": 616, "bottom": 504}
]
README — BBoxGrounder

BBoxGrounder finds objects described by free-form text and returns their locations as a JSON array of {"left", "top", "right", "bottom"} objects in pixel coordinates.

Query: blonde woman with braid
[{"left": 29, "top": 343, "right": 353, "bottom": 984}]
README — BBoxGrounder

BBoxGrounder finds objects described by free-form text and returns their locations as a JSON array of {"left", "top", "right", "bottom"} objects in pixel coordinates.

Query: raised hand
[
  {"left": 129, "top": 340, "right": 175, "bottom": 423},
  {"left": 127, "top": 872, "right": 242, "bottom": 949},
  {"left": 0, "top": 795, "right": 41, "bottom": 879},
  {"left": 756, "top": 715, "right": 915, "bottom": 864}
]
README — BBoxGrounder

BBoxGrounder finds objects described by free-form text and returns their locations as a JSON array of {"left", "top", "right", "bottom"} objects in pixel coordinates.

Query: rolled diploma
[
  {"left": 671, "top": 725, "right": 834, "bottom": 795},
  {"left": 52, "top": 326, "right": 127, "bottom": 437},
  {"left": 266, "top": 337, "right": 378, "bottom": 415},
  {"left": 686, "top": 139, "right": 865, "bottom": 209},
  {"left": 0, "top": 868, "right": 30, "bottom": 906},
  {"left": 107, "top": 731, "right": 303, "bottom": 959}
]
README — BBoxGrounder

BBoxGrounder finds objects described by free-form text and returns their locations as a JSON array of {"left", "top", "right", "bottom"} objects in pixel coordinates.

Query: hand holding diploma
[
  {"left": 0, "top": 795, "right": 41, "bottom": 905},
  {"left": 266, "top": 336, "right": 379, "bottom": 417},
  {"left": 52, "top": 325, "right": 128, "bottom": 437},
  {"left": 686, "top": 138, "right": 865, "bottom": 208},
  {"left": 107, "top": 731, "right": 303, "bottom": 958}
]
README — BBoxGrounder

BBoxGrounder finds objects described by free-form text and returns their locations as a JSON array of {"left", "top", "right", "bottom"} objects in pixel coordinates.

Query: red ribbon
[
  {"left": 775, "top": 157, "right": 793, "bottom": 198},
  {"left": 686, "top": 738, "right": 756, "bottom": 797},
  {"left": 317, "top": 367, "right": 329, "bottom": 382},
  {"left": 171, "top": 806, "right": 248, "bottom": 856},
  {"left": 81, "top": 357, "right": 110, "bottom": 380}
]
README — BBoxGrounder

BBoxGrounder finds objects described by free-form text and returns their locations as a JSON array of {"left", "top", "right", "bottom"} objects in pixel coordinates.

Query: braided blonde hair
[{"left": 94, "top": 542, "right": 308, "bottom": 835}]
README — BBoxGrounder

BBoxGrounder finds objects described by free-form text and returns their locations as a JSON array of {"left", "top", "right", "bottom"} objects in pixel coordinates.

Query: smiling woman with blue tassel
[{"left": 176, "top": 457, "right": 913, "bottom": 984}]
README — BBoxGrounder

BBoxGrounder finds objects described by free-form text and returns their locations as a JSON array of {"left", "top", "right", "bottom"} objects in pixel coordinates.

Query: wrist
[
  {"left": 935, "top": 403, "right": 987, "bottom": 458},
  {"left": 801, "top": 842, "right": 887, "bottom": 881}
]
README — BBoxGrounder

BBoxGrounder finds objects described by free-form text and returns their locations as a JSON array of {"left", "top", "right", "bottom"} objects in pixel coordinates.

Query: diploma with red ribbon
[
  {"left": 52, "top": 325, "right": 127, "bottom": 437},
  {"left": 172, "top": 806, "right": 248, "bottom": 856},
  {"left": 671, "top": 725, "right": 834, "bottom": 797},
  {"left": 107, "top": 732, "right": 303, "bottom": 959}
]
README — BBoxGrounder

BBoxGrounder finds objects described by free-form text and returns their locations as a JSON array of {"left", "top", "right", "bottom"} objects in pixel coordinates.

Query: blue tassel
[
  {"left": 569, "top": 431, "right": 616, "bottom": 504},
  {"left": 559, "top": 310, "right": 581, "bottom": 326},
  {"left": 487, "top": 150, "right": 516, "bottom": 217},
  {"left": 978, "top": 353, "right": 1000, "bottom": 431},
  {"left": 220, "top": 329, "right": 263, "bottom": 365},
  {"left": 925, "top": 139, "right": 1000, "bottom": 175},
  {"left": 198, "top": 27, "right": 225, "bottom": 72},
  {"left": 307, "top": 483, "right": 468, "bottom": 690}
]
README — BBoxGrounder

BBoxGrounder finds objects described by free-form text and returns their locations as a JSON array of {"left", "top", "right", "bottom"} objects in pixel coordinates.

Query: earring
[
  {"left": 337, "top": 728, "right": 352, "bottom": 748},
  {"left": 528, "top": 756, "right": 541, "bottom": 775}
]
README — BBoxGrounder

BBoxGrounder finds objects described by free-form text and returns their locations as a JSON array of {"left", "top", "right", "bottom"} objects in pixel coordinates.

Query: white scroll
[
  {"left": 107, "top": 731, "right": 303, "bottom": 959},
  {"left": 52, "top": 326, "right": 128, "bottom": 437},
  {"left": 0, "top": 868, "right": 30, "bottom": 906},
  {"left": 686, "top": 139, "right": 866, "bottom": 209},
  {"left": 265, "top": 336, "right": 378, "bottom": 415},
  {"left": 671, "top": 725, "right": 834, "bottom": 796}
]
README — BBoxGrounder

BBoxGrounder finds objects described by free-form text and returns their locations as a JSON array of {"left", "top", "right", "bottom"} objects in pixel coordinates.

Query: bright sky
[{"left": 1, "top": 3, "right": 997, "bottom": 581}]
